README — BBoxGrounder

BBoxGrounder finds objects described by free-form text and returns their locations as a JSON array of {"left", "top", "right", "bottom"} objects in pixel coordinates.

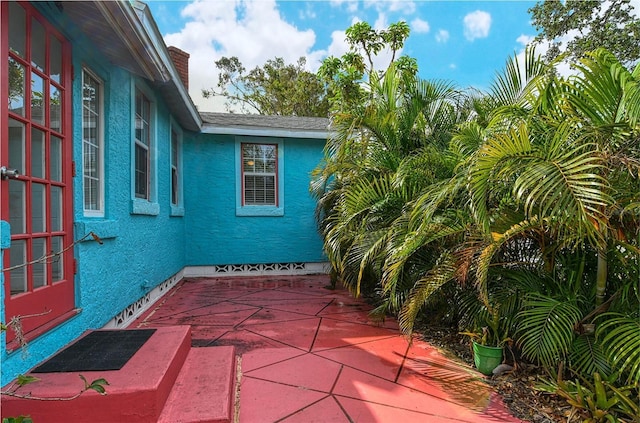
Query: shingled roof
[{"left": 200, "top": 112, "right": 330, "bottom": 139}]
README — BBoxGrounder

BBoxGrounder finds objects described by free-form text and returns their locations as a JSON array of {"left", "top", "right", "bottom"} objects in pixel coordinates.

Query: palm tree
[
  {"left": 314, "top": 45, "right": 640, "bottom": 387},
  {"left": 399, "top": 47, "right": 639, "bottom": 385},
  {"left": 398, "top": 47, "right": 554, "bottom": 332},
  {"left": 312, "top": 63, "right": 465, "bottom": 311}
]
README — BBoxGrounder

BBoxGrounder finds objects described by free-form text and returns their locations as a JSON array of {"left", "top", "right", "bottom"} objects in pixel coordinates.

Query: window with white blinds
[{"left": 242, "top": 143, "right": 277, "bottom": 206}]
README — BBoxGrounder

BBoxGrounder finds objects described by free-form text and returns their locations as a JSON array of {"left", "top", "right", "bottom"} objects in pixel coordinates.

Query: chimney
[{"left": 168, "top": 46, "right": 190, "bottom": 90}]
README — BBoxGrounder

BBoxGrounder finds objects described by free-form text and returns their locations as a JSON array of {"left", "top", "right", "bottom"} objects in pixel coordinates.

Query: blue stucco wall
[
  {"left": 2, "top": 1, "right": 327, "bottom": 386},
  {"left": 1, "top": 4, "right": 188, "bottom": 385},
  {"left": 184, "top": 134, "right": 325, "bottom": 266},
  {"left": 0, "top": 221, "right": 10, "bottom": 355}
]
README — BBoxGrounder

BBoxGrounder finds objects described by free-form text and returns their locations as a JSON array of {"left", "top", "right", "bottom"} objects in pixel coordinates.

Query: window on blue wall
[
  {"left": 82, "top": 68, "right": 104, "bottom": 217},
  {"left": 131, "top": 83, "right": 158, "bottom": 215},
  {"left": 170, "top": 121, "right": 184, "bottom": 216},
  {"left": 242, "top": 143, "right": 277, "bottom": 206},
  {"left": 134, "top": 88, "right": 151, "bottom": 200},
  {"left": 171, "top": 129, "right": 179, "bottom": 204},
  {"left": 235, "top": 137, "right": 284, "bottom": 216}
]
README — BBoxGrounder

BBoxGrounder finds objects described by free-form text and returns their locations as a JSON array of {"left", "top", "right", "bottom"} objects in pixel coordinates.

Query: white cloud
[
  {"left": 363, "top": 0, "right": 415, "bottom": 15},
  {"left": 463, "top": 10, "right": 491, "bottom": 41},
  {"left": 326, "top": 29, "right": 351, "bottom": 58},
  {"left": 387, "top": 0, "right": 416, "bottom": 14},
  {"left": 159, "top": 0, "right": 423, "bottom": 112},
  {"left": 330, "top": 0, "right": 358, "bottom": 13},
  {"left": 449, "top": 63, "right": 457, "bottom": 70},
  {"left": 411, "top": 18, "right": 430, "bottom": 34},
  {"left": 373, "top": 12, "right": 388, "bottom": 30},
  {"left": 163, "top": 0, "right": 323, "bottom": 112},
  {"left": 435, "top": 29, "right": 449, "bottom": 43},
  {"left": 516, "top": 34, "right": 535, "bottom": 47},
  {"left": 298, "top": 4, "right": 316, "bottom": 20}
]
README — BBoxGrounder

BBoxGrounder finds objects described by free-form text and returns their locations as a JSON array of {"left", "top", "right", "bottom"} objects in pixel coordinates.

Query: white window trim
[
  {"left": 170, "top": 119, "right": 184, "bottom": 217},
  {"left": 235, "top": 137, "right": 284, "bottom": 217},
  {"left": 130, "top": 80, "right": 159, "bottom": 216},
  {"left": 82, "top": 68, "right": 105, "bottom": 217}
]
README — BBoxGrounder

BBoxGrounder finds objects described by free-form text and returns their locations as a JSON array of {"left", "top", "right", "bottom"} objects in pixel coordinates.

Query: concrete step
[
  {"left": 1, "top": 326, "right": 191, "bottom": 423},
  {"left": 158, "top": 346, "right": 237, "bottom": 423}
]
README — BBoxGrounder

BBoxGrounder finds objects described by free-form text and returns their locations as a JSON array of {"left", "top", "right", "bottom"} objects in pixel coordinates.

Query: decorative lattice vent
[
  {"left": 212, "top": 262, "right": 307, "bottom": 274},
  {"left": 105, "top": 272, "right": 181, "bottom": 329}
]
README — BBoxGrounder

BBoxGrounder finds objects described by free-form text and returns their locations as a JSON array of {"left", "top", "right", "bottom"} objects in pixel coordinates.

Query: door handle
[{"left": 0, "top": 166, "right": 20, "bottom": 180}]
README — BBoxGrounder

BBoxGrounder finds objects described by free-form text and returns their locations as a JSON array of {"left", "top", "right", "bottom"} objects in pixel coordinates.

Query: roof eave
[
  {"left": 201, "top": 125, "right": 329, "bottom": 139},
  {"left": 93, "top": 1, "right": 165, "bottom": 81},
  {"left": 87, "top": 1, "right": 201, "bottom": 132},
  {"left": 130, "top": 1, "right": 202, "bottom": 132}
]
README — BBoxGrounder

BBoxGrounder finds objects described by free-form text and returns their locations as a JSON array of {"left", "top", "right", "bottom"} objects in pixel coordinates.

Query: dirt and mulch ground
[{"left": 418, "top": 325, "right": 571, "bottom": 423}]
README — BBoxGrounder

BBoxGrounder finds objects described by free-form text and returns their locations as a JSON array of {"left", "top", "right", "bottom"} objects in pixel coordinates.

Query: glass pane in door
[
  {"left": 51, "top": 186, "right": 62, "bottom": 231},
  {"left": 8, "top": 180, "right": 25, "bottom": 234},
  {"left": 49, "top": 34, "right": 61, "bottom": 83},
  {"left": 50, "top": 135, "right": 62, "bottom": 181},
  {"left": 31, "top": 127, "right": 45, "bottom": 178},
  {"left": 8, "top": 2, "right": 26, "bottom": 58},
  {"left": 50, "top": 84, "right": 61, "bottom": 132},
  {"left": 31, "top": 182, "right": 46, "bottom": 233},
  {"left": 32, "top": 237, "right": 47, "bottom": 289},
  {"left": 8, "top": 118, "right": 25, "bottom": 170},
  {"left": 9, "top": 240, "right": 27, "bottom": 295},
  {"left": 31, "top": 73, "right": 44, "bottom": 124},
  {"left": 30, "top": 17, "right": 45, "bottom": 72},
  {"left": 51, "top": 236, "right": 63, "bottom": 282},
  {"left": 8, "top": 58, "right": 25, "bottom": 115}
]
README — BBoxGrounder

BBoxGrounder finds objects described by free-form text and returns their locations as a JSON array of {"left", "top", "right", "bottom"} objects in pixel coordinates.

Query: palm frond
[
  {"left": 451, "top": 121, "right": 485, "bottom": 159},
  {"left": 468, "top": 123, "right": 533, "bottom": 234},
  {"left": 568, "top": 48, "right": 631, "bottom": 128},
  {"left": 489, "top": 46, "right": 548, "bottom": 110},
  {"left": 382, "top": 217, "right": 467, "bottom": 298},
  {"left": 569, "top": 334, "right": 612, "bottom": 378},
  {"left": 475, "top": 217, "right": 543, "bottom": 309},
  {"left": 623, "top": 63, "right": 640, "bottom": 126},
  {"left": 596, "top": 313, "right": 640, "bottom": 385},
  {"left": 355, "top": 229, "right": 391, "bottom": 297},
  {"left": 398, "top": 252, "right": 457, "bottom": 335},
  {"left": 516, "top": 293, "right": 583, "bottom": 369}
]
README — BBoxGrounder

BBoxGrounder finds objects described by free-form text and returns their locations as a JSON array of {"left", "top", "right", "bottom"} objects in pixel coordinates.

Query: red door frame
[{"left": 1, "top": 1, "right": 75, "bottom": 346}]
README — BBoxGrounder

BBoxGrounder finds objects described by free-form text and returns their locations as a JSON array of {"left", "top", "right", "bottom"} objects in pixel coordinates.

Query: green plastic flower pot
[{"left": 472, "top": 341, "right": 503, "bottom": 376}]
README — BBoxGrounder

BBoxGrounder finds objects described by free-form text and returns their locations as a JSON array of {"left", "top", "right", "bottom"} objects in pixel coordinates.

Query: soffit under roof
[
  {"left": 60, "top": 1, "right": 201, "bottom": 132},
  {"left": 61, "top": 2, "right": 157, "bottom": 80}
]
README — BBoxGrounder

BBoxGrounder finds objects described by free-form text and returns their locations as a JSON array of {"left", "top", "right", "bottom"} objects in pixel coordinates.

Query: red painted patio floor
[{"left": 132, "top": 275, "right": 521, "bottom": 423}]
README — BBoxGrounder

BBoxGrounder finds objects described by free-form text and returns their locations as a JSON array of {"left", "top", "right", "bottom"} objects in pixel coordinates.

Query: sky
[{"left": 144, "top": 0, "right": 637, "bottom": 113}]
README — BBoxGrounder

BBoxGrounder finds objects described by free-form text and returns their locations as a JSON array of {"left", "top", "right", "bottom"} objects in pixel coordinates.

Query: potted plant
[{"left": 461, "top": 313, "right": 511, "bottom": 376}]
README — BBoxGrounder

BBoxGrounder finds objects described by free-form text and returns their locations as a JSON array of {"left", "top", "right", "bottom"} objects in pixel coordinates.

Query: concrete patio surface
[{"left": 133, "top": 274, "right": 521, "bottom": 422}]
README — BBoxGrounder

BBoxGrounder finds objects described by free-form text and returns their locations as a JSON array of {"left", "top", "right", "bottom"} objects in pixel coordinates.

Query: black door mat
[{"left": 32, "top": 329, "right": 157, "bottom": 373}]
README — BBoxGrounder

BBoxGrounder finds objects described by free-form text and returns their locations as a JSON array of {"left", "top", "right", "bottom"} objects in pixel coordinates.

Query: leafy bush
[{"left": 538, "top": 372, "right": 639, "bottom": 422}]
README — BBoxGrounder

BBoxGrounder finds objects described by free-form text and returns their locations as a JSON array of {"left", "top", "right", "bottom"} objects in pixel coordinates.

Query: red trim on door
[{"left": 1, "top": 2, "right": 75, "bottom": 343}]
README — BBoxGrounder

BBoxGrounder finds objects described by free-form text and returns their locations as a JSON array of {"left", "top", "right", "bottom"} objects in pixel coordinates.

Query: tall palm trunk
[{"left": 596, "top": 247, "right": 608, "bottom": 307}]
